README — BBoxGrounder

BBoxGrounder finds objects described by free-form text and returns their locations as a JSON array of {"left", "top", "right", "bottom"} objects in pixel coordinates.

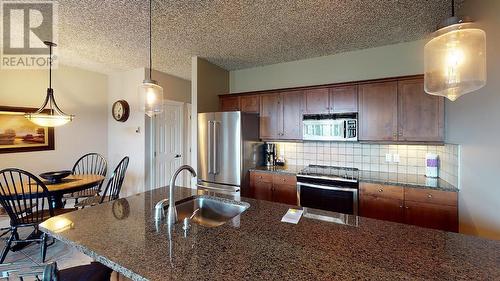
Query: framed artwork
[{"left": 0, "top": 106, "right": 55, "bottom": 154}]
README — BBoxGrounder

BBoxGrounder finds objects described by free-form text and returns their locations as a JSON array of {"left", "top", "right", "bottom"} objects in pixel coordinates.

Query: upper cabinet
[
  {"left": 240, "top": 95, "right": 260, "bottom": 113},
  {"left": 359, "top": 78, "right": 444, "bottom": 143},
  {"left": 259, "top": 93, "right": 281, "bottom": 140},
  {"left": 260, "top": 91, "right": 303, "bottom": 140},
  {"left": 358, "top": 82, "right": 399, "bottom": 141},
  {"left": 304, "top": 88, "right": 330, "bottom": 114},
  {"left": 281, "top": 91, "right": 303, "bottom": 140},
  {"left": 219, "top": 96, "right": 240, "bottom": 111},
  {"left": 304, "top": 86, "right": 358, "bottom": 114},
  {"left": 398, "top": 79, "right": 444, "bottom": 142},
  {"left": 220, "top": 75, "right": 443, "bottom": 143},
  {"left": 330, "top": 85, "right": 358, "bottom": 113}
]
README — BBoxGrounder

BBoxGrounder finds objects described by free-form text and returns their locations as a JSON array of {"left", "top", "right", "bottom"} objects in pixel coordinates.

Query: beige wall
[
  {"left": 149, "top": 69, "right": 191, "bottom": 104},
  {"left": 446, "top": 0, "right": 500, "bottom": 240},
  {"left": 107, "top": 68, "right": 145, "bottom": 197},
  {"left": 195, "top": 57, "right": 229, "bottom": 113},
  {"left": 0, "top": 65, "right": 108, "bottom": 174},
  {"left": 230, "top": 40, "right": 425, "bottom": 93}
]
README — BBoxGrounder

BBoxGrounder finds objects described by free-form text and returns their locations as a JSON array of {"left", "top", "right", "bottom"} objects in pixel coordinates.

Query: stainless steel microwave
[{"left": 302, "top": 115, "right": 357, "bottom": 141}]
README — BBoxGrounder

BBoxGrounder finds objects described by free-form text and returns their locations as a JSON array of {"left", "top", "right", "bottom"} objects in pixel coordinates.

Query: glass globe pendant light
[
  {"left": 424, "top": 0, "right": 486, "bottom": 101},
  {"left": 138, "top": 0, "right": 164, "bottom": 117},
  {"left": 25, "top": 41, "right": 74, "bottom": 127}
]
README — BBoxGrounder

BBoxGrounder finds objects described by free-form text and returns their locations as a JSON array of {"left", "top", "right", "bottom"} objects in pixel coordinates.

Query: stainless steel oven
[
  {"left": 297, "top": 165, "right": 359, "bottom": 215},
  {"left": 302, "top": 114, "right": 357, "bottom": 141}
]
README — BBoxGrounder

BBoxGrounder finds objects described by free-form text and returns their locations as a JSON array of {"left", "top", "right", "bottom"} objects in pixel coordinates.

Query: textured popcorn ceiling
[{"left": 56, "top": 0, "right": 463, "bottom": 79}]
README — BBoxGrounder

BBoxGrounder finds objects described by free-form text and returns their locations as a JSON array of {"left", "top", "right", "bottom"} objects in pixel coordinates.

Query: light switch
[
  {"left": 385, "top": 154, "right": 392, "bottom": 163},
  {"left": 393, "top": 154, "right": 400, "bottom": 163}
]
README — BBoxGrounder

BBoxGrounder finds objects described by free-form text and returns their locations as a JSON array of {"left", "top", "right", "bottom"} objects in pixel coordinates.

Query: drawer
[
  {"left": 250, "top": 171, "right": 273, "bottom": 183},
  {"left": 272, "top": 174, "right": 297, "bottom": 186},
  {"left": 404, "top": 188, "right": 457, "bottom": 207},
  {"left": 360, "top": 182, "right": 404, "bottom": 200}
]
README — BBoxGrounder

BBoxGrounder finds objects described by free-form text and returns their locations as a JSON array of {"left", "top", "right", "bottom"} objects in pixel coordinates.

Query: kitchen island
[{"left": 40, "top": 187, "right": 499, "bottom": 281}]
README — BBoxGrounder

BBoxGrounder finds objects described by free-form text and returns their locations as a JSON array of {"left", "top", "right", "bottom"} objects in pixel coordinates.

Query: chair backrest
[
  {"left": 0, "top": 168, "right": 53, "bottom": 226},
  {"left": 72, "top": 153, "right": 107, "bottom": 177},
  {"left": 100, "top": 157, "right": 129, "bottom": 203}
]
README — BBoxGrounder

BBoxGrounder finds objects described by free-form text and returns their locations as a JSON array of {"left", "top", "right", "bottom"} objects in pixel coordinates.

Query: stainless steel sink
[{"left": 174, "top": 195, "right": 250, "bottom": 228}]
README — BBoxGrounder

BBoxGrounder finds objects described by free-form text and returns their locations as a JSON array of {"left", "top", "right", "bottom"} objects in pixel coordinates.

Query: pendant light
[
  {"left": 424, "top": 0, "right": 486, "bottom": 101},
  {"left": 25, "top": 41, "right": 74, "bottom": 127},
  {"left": 138, "top": 0, "right": 164, "bottom": 117}
]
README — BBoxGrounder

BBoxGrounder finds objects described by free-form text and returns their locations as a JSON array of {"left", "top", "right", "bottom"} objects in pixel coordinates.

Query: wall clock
[{"left": 112, "top": 100, "right": 130, "bottom": 122}]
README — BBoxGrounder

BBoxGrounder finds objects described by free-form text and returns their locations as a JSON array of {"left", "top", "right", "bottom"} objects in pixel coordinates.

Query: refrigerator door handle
[
  {"left": 213, "top": 121, "right": 219, "bottom": 175},
  {"left": 207, "top": 120, "right": 213, "bottom": 174}
]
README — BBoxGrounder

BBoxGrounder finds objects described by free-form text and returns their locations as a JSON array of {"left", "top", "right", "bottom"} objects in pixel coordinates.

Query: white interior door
[{"left": 153, "top": 100, "right": 184, "bottom": 188}]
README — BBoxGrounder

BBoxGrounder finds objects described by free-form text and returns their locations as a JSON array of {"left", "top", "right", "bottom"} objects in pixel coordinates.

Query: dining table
[{"left": 43, "top": 174, "right": 105, "bottom": 209}]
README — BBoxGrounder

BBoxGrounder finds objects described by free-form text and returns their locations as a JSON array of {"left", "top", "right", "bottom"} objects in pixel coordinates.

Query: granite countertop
[
  {"left": 40, "top": 187, "right": 498, "bottom": 281},
  {"left": 250, "top": 166, "right": 459, "bottom": 192}
]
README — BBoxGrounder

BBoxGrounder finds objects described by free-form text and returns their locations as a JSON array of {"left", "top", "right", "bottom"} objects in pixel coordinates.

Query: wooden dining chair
[
  {"left": 65, "top": 153, "right": 107, "bottom": 204},
  {"left": 0, "top": 168, "right": 74, "bottom": 264},
  {"left": 75, "top": 156, "right": 129, "bottom": 208}
]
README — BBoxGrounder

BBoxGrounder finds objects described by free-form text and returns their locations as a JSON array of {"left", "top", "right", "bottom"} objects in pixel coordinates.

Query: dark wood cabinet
[
  {"left": 404, "top": 201, "right": 458, "bottom": 232},
  {"left": 249, "top": 171, "right": 297, "bottom": 205},
  {"left": 219, "top": 96, "right": 240, "bottom": 111},
  {"left": 240, "top": 95, "right": 260, "bottom": 113},
  {"left": 281, "top": 91, "right": 303, "bottom": 140},
  {"left": 398, "top": 79, "right": 444, "bottom": 142},
  {"left": 330, "top": 85, "right": 358, "bottom": 113},
  {"left": 359, "top": 182, "right": 458, "bottom": 232},
  {"left": 220, "top": 75, "right": 444, "bottom": 144},
  {"left": 259, "top": 94, "right": 281, "bottom": 140},
  {"left": 358, "top": 81, "right": 399, "bottom": 141},
  {"left": 304, "top": 86, "right": 358, "bottom": 114},
  {"left": 304, "top": 88, "right": 330, "bottom": 114},
  {"left": 260, "top": 91, "right": 302, "bottom": 140},
  {"left": 360, "top": 195, "right": 404, "bottom": 223}
]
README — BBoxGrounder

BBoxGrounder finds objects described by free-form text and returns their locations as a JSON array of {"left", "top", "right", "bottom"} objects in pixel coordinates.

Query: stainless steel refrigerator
[{"left": 197, "top": 111, "right": 262, "bottom": 196}]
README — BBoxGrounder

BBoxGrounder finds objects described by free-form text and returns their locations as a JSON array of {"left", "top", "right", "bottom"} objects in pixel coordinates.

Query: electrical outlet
[
  {"left": 385, "top": 154, "right": 392, "bottom": 163},
  {"left": 393, "top": 154, "right": 400, "bottom": 163}
]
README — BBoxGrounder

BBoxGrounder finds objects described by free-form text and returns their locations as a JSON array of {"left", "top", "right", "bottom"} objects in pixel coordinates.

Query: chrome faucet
[{"left": 166, "top": 165, "right": 197, "bottom": 227}]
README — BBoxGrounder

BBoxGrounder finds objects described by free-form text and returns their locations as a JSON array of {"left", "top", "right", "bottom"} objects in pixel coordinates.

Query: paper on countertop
[{"left": 281, "top": 208, "right": 303, "bottom": 224}]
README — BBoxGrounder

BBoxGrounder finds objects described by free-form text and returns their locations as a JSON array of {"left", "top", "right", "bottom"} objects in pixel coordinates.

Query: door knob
[{"left": 175, "top": 154, "right": 182, "bottom": 158}]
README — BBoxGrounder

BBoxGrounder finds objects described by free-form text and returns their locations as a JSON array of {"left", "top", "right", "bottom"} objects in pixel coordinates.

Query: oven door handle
[{"left": 298, "top": 182, "right": 358, "bottom": 192}]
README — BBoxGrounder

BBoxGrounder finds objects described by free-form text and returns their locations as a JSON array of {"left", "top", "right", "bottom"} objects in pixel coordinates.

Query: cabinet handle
[
  {"left": 378, "top": 189, "right": 383, "bottom": 192},
  {"left": 399, "top": 205, "right": 403, "bottom": 208},
  {"left": 282, "top": 178, "right": 286, "bottom": 182},
  {"left": 393, "top": 133, "right": 397, "bottom": 137},
  {"left": 398, "top": 133, "right": 403, "bottom": 136},
  {"left": 427, "top": 194, "right": 432, "bottom": 198},
  {"left": 405, "top": 206, "right": 409, "bottom": 209}
]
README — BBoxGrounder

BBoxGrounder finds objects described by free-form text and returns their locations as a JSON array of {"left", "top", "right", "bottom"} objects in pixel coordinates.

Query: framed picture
[{"left": 0, "top": 106, "right": 55, "bottom": 154}]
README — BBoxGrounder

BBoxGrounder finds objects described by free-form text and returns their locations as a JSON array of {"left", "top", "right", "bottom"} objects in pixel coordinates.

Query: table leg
[{"left": 49, "top": 194, "right": 65, "bottom": 209}]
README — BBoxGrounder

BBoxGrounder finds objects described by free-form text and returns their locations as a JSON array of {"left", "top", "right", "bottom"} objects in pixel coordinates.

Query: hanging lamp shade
[
  {"left": 424, "top": 7, "right": 486, "bottom": 102},
  {"left": 25, "top": 41, "right": 74, "bottom": 127},
  {"left": 139, "top": 78, "right": 164, "bottom": 117},
  {"left": 139, "top": 0, "right": 164, "bottom": 117}
]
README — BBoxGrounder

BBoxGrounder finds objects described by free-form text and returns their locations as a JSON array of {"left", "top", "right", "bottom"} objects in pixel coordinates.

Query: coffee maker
[{"left": 264, "top": 143, "right": 277, "bottom": 166}]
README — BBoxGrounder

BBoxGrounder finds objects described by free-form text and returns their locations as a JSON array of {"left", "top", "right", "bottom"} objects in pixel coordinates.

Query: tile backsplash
[{"left": 273, "top": 142, "right": 460, "bottom": 187}]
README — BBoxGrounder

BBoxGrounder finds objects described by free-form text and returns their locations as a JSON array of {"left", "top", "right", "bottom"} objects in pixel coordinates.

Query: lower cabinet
[
  {"left": 249, "top": 171, "right": 297, "bottom": 205},
  {"left": 359, "top": 182, "right": 458, "bottom": 232}
]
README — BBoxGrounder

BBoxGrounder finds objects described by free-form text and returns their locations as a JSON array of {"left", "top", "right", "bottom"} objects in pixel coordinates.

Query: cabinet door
[
  {"left": 219, "top": 96, "right": 240, "bottom": 111},
  {"left": 259, "top": 94, "right": 281, "bottom": 139},
  {"left": 398, "top": 79, "right": 444, "bottom": 142},
  {"left": 359, "top": 195, "right": 404, "bottom": 223},
  {"left": 404, "top": 201, "right": 458, "bottom": 232},
  {"left": 249, "top": 172, "right": 273, "bottom": 201},
  {"left": 281, "top": 91, "right": 303, "bottom": 140},
  {"left": 240, "top": 95, "right": 260, "bottom": 113},
  {"left": 330, "top": 85, "right": 358, "bottom": 113},
  {"left": 273, "top": 184, "right": 298, "bottom": 205},
  {"left": 304, "top": 88, "right": 330, "bottom": 114},
  {"left": 358, "top": 82, "right": 398, "bottom": 141}
]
